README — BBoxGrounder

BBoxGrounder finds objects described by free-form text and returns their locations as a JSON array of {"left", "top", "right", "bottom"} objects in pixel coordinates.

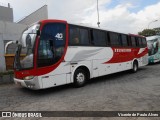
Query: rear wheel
[
  {"left": 132, "top": 61, "right": 138, "bottom": 73},
  {"left": 74, "top": 69, "right": 86, "bottom": 87}
]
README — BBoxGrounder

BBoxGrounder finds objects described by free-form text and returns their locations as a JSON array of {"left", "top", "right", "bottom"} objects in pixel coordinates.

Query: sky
[{"left": 0, "top": 0, "right": 160, "bottom": 34}]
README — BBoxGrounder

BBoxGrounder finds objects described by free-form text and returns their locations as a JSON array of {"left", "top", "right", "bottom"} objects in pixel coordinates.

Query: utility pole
[{"left": 97, "top": 0, "right": 100, "bottom": 27}]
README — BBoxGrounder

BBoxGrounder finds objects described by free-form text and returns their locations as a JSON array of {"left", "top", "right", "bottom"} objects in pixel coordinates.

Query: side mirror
[{"left": 5, "top": 40, "right": 19, "bottom": 54}]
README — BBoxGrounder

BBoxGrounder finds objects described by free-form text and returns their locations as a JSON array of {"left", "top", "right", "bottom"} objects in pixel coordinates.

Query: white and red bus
[{"left": 14, "top": 19, "right": 148, "bottom": 89}]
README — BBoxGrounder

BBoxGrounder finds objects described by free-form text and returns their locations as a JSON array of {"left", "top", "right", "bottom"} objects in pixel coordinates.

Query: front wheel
[
  {"left": 74, "top": 69, "right": 86, "bottom": 87},
  {"left": 132, "top": 61, "right": 138, "bottom": 73}
]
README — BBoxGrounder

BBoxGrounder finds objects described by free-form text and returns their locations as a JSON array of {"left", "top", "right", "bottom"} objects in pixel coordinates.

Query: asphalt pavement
[{"left": 0, "top": 63, "right": 160, "bottom": 120}]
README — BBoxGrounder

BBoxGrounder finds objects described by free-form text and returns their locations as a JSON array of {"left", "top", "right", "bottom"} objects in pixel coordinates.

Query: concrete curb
[{"left": 0, "top": 74, "right": 14, "bottom": 84}]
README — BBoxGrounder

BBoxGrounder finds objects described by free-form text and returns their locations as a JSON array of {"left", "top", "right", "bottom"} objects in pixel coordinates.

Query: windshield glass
[
  {"left": 37, "top": 23, "right": 66, "bottom": 68},
  {"left": 14, "top": 24, "right": 40, "bottom": 70},
  {"left": 147, "top": 39, "right": 159, "bottom": 56}
]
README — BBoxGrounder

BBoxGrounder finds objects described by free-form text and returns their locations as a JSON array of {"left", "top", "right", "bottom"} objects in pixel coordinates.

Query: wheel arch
[
  {"left": 131, "top": 59, "right": 139, "bottom": 73},
  {"left": 71, "top": 65, "right": 91, "bottom": 83},
  {"left": 133, "top": 59, "right": 139, "bottom": 67}
]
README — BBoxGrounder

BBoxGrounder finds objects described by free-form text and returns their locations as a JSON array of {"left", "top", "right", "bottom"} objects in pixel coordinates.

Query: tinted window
[
  {"left": 142, "top": 38, "right": 147, "bottom": 47},
  {"left": 69, "top": 26, "right": 80, "bottom": 45},
  {"left": 69, "top": 26, "right": 90, "bottom": 45},
  {"left": 79, "top": 28, "right": 90, "bottom": 45},
  {"left": 106, "top": 32, "right": 110, "bottom": 46},
  {"left": 138, "top": 38, "right": 143, "bottom": 47},
  {"left": 121, "top": 34, "right": 128, "bottom": 46},
  {"left": 135, "top": 37, "right": 139, "bottom": 46},
  {"left": 131, "top": 36, "right": 136, "bottom": 47},
  {"left": 91, "top": 30, "right": 106, "bottom": 46},
  {"left": 109, "top": 32, "right": 121, "bottom": 46},
  {"left": 128, "top": 36, "right": 132, "bottom": 46},
  {"left": 38, "top": 23, "right": 66, "bottom": 67}
]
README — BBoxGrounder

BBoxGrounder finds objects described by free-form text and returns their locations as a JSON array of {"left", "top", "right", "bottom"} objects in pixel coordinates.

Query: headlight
[{"left": 23, "top": 76, "right": 34, "bottom": 80}]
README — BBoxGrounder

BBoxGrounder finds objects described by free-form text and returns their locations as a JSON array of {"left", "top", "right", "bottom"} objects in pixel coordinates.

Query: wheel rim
[{"left": 76, "top": 73, "right": 85, "bottom": 83}]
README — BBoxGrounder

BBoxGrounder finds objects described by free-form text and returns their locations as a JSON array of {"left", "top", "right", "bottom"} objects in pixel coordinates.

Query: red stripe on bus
[{"left": 104, "top": 47, "right": 148, "bottom": 64}]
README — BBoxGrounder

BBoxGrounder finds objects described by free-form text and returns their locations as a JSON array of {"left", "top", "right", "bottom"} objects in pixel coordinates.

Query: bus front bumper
[{"left": 14, "top": 77, "right": 41, "bottom": 90}]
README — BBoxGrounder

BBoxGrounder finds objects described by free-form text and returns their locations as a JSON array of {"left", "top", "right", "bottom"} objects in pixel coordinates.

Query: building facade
[
  {"left": 0, "top": 3, "right": 13, "bottom": 22},
  {"left": 0, "top": 4, "right": 48, "bottom": 72}
]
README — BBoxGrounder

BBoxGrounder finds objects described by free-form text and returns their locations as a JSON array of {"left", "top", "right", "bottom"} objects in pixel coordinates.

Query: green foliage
[{"left": 138, "top": 29, "right": 156, "bottom": 37}]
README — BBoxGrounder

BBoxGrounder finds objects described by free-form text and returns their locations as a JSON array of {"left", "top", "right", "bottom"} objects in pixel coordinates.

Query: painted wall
[
  {"left": 0, "top": 34, "right": 6, "bottom": 72},
  {"left": 0, "top": 5, "right": 13, "bottom": 22},
  {"left": 0, "top": 21, "right": 27, "bottom": 40},
  {"left": 0, "top": 5, "right": 48, "bottom": 72},
  {"left": 0, "top": 21, "right": 27, "bottom": 72}
]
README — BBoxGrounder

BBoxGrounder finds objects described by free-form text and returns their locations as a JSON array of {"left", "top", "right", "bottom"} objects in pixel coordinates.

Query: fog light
[
  {"left": 23, "top": 76, "right": 34, "bottom": 80},
  {"left": 27, "top": 85, "right": 34, "bottom": 88}
]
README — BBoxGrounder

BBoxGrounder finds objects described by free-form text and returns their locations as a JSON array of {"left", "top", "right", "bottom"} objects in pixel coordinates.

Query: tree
[
  {"left": 153, "top": 28, "right": 160, "bottom": 35},
  {"left": 138, "top": 29, "right": 156, "bottom": 37}
]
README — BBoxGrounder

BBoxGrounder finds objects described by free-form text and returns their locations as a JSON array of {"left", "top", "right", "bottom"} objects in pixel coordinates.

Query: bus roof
[
  {"left": 128, "top": 34, "right": 145, "bottom": 38},
  {"left": 146, "top": 35, "right": 160, "bottom": 41},
  {"left": 39, "top": 19, "right": 144, "bottom": 37}
]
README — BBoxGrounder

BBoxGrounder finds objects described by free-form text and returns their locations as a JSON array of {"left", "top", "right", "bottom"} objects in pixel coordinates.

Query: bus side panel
[
  {"left": 137, "top": 48, "right": 148, "bottom": 67},
  {"left": 65, "top": 47, "right": 113, "bottom": 79},
  {"left": 39, "top": 62, "right": 71, "bottom": 89},
  {"left": 41, "top": 74, "right": 66, "bottom": 88}
]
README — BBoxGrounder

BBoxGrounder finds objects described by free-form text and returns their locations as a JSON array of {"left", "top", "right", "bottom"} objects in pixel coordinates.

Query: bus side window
[
  {"left": 109, "top": 32, "right": 121, "bottom": 46},
  {"left": 135, "top": 37, "right": 139, "bottom": 47},
  {"left": 79, "top": 28, "right": 90, "bottom": 45},
  {"left": 138, "top": 38, "right": 143, "bottom": 47},
  {"left": 69, "top": 25, "right": 80, "bottom": 45},
  {"left": 131, "top": 36, "right": 136, "bottom": 47},
  {"left": 121, "top": 34, "right": 128, "bottom": 47},
  {"left": 142, "top": 38, "right": 147, "bottom": 47},
  {"left": 106, "top": 32, "right": 110, "bottom": 46},
  {"left": 127, "top": 36, "right": 132, "bottom": 47},
  {"left": 119, "top": 34, "right": 123, "bottom": 46},
  {"left": 91, "top": 29, "right": 106, "bottom": 46}
]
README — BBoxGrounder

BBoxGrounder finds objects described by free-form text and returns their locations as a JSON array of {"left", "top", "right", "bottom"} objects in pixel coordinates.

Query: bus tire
[
  {"left": 132, "top": 61, "right": 138, "bottom": 73},
  {"left": 74, "top": 69, "right": 86, "bottom": 87}
]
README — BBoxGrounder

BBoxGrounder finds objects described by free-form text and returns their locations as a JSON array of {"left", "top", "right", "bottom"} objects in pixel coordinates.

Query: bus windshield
[
  {"left": 14, "top": 24, "right": 40, "bottom": 70},
  {"left": 147, "top": 39, "right": 159, "bottom": 56},
  {"left": 37, "top": 23, "right": 66, "bottom": 67}
]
